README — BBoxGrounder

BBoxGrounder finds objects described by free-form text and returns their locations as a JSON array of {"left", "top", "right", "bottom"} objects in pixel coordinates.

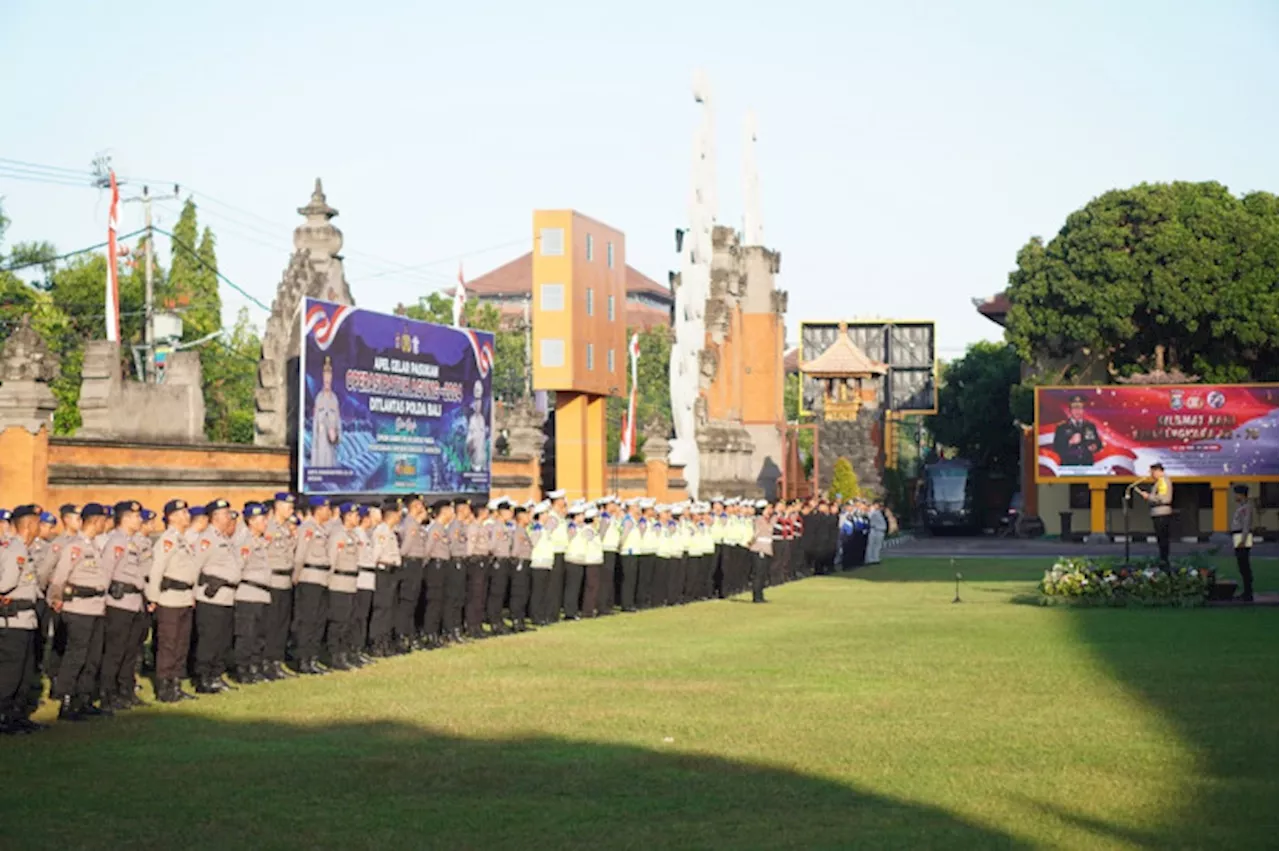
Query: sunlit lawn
[{"left": 14, "top": 557, "right": 1277, "bottom": 849}]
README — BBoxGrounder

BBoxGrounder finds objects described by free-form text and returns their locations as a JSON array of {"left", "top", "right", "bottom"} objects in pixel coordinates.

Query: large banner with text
[
  {"left": 1035, "top": 384, "right": 1279, "bottom": 480},
  {"left": 299, "top": 298, "right": 494, "bottom": 495}
]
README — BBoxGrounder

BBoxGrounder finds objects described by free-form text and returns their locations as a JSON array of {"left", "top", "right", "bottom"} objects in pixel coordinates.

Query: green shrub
[{"left": 828, "top": 457, "right": 859, "bottom": 502}]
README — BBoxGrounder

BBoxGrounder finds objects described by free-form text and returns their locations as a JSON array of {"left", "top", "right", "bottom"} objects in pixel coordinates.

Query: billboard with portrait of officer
[
  {"left": 1035, "top": 384, "right": 1279, "bottom": 480},
  {"left": 298, "top": 298, "right": 495, "bottom": 495}
]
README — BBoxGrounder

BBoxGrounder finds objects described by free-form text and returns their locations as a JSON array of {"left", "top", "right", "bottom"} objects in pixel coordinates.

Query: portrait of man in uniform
[
  {"left": 465, "top": 379, "right": 488, "bottom": 474},
  {"left": 1053, "top": 394, "right": 1103, "bottom": 466},
  {"left": 311, "top": 356, "right": 342, "bottom": 469}
]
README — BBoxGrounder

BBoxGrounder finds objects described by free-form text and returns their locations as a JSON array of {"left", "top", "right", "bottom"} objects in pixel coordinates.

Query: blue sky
[{"left": 2, "top": 0, "right": 1276, "bottom": 358}]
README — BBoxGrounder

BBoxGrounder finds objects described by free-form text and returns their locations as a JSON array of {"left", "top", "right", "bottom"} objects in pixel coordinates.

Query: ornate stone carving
[
  {"left": 497, "top": 397, "right": 547, "bottom": 459},
  {"left": 642, "top": 416, "right": 672, "bottom": 463},
  {"left": 255, "top": 179, "right": 356, "bottom": 447},
  {"left": 0, "top": 315, "right": 59, "bottom": 433},
  {"left": 0, "top": 316, "right": 58, "bottom": 383},
  {"left": 771, "top": 289, "right": 788, "bottom": 317}
]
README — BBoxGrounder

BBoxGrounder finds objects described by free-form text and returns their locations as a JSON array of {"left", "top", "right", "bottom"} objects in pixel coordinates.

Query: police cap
[
  {"left": 9, "top": 504, "right": 40, "bottom": 523},
  {"left": 81, "top": 503, "right": 108, "bottom": 520},
  {"left": 60, "top": 503, "right": 81, "bottom": 518},
  {"left": 163, "top": 499, "right": 188, "bottom": 518}
]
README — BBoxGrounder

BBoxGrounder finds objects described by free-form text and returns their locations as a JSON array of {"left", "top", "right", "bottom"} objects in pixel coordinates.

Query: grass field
[{"left": 14, "top": 557, "right": 1278, "bottom": 850}]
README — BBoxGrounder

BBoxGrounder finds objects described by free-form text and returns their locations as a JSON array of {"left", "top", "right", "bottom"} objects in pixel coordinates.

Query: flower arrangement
[{"left": 1039, "top": 555, "right": 1216, "bottom": 607}]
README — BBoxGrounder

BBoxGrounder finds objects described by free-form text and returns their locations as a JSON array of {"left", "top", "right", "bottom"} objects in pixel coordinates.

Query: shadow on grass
[{"left": 9, "top": 714, "right": 1030, "bottom": 850}]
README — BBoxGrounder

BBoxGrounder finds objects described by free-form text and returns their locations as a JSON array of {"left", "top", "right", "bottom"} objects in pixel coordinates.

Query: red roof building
[{"left": 453, "top": 252, "right": 672, "bottom": 331}]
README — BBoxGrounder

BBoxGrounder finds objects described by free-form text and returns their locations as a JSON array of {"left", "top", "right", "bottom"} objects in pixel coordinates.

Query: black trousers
[
  {"left": 530, "top": 569, "right": 551, "bottom": 623},
  {"left": 154, "top": 605, "right": 193, "bottom": 681},
  {"left": 548, "top": 553, "right": 567, "bottom": 621},
  {"left": 668, "top": 556, "right": 686, "bottom": 604},
  {"left": 684, "top": 554, "right": 703, "bottom": 600},
  {"left": 354, "top": 587, "right": 374, "bottom": 650},
  {"left": 599, "top": 552, "right": 617, "bottom": 614},
  {"left": 1235, "top": 547, "right": 1254, "bottom": 597},
  {"left": 751, "top": 552, "right": 771, "bottom": 601},
  {"left": 444, "top": 559, "right": 467, "bottom": 633},
  {"left": 266, "top": 586, "right": 293, "bottom": 663},
  {"left": 509, "top": 560, "right": 531, "bottom": 621},
  {"left": 397, "top": 558, "right": 425, "bottom": 640},
  {"left": 371, "top": 569, "right": 399, "bottom": 646},
  {"left": 620, "top": 554, "right": 639, "bottom": 610},
  {"left": 194, "top": 602, "right": 233, "bottom": 679},
  {"left": 466, "top": 557, "right": 489, "bottom": 632},
  {"left": 487, "top": 558, "right": 511, "bottom": 626},
  {"left": 292, "top": 583, "right": 328, "bottom": 661},
  {"left": 54, "top": 612, "right": 103, "bottom": 699},
  {"left": 563, "top": 562, "right": 585, "bottom": 619},
  {"left": 233, "top": 600, "right": 268, "bottom": 670},
  {"left": 327, "top": 591, "right": 355, "bottom": 655},
  {"left": 637, "top": 555, "right": 655, "bottom": 608},
  {"left": 582, "top": 564, "right": 600, "bottom": 616},
  {"left": 423, "top": 560, "right": 447, "bottom": 637},
  {"left": 1153, "top": 515, "right": 1172, "bottom": 564},
  {"left": 0, "top": 628, "right": 35, "bottom": 718},
  {"left": 101, "top": 607, "right": 149, "bottom": 698},
  {"left": 653, "top": 558, "right": 672, "bottom": 606}
]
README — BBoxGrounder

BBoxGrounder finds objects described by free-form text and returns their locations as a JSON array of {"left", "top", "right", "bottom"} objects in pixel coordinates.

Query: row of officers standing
[{"left": 0, "top": 491, "right": 861, "bottom": 735}]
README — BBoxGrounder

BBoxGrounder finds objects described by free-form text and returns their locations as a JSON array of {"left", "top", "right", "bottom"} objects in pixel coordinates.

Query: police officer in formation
[{"left": 0, "top": 490, "right": 831, "bottom": 734}]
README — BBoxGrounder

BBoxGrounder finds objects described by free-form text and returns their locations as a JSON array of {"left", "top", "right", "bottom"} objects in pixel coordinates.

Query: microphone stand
[{"left": 1123, "top": 479, "right": 1147, "bottom": 567}]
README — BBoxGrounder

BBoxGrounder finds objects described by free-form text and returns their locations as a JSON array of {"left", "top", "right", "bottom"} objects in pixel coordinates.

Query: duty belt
[
  {"left": 198, "top": 573, "right": 238, "bottom": 589},
  {"left": 159, "top": 577, "right": 194, "bottom": 592},
  {"left": 357, "top": 566, "right": 377, "bottom": 572},
  {"left": 333, "top": 569, "right": 359, "bottom": 578},
  {"left": 0, "top": 599, "right": 37, "bottom": 615},
  {"left": 271, "top": 568, "right": 293, "bottom": 577},
  {"left": 63, "top": 584, "right": 105, "bottom": 599},
  {"left": 240, "top": 579, "right": 272, "bottom": 593}
]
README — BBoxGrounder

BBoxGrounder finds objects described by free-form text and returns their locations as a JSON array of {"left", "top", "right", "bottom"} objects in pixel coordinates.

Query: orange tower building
[{"left": 530, "top": 210, "right": 628, "bottom": 500}]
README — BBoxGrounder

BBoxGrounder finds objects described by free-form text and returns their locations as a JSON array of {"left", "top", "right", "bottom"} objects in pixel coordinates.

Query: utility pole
[{"left": 123, "top": 181, "right": 180, "bottom": 380}]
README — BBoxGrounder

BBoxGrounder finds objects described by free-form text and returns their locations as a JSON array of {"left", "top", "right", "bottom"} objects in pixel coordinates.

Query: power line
[
  {"left": 349, "top": 238, "right": 529, "bottom": 283},
  {"left": 0, "top": 157, "right": 95, "bottom": 177},
  {"left": 153, "top": 226, "right": 271, "bottom": 312},
  {"left": 0, "top": 228, "right": 147, "bottom": 272}
]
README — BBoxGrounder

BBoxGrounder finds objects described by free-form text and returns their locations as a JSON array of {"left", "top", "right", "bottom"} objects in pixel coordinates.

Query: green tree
[
  {"left": 1005, "top": 182, "right": 1279, "bottom": 384},
  {"left": 828, "top": 457, "right": 859, "bottom": 501},
  {"left": 929, "top": 342, "right": 1022, "bottom": 481},
  {"left": 606, "top": 326, "right": 672, "bottom": 461},
  {"left": 201, "top": 307, "right": 261, "bottom": 443},
  {"left": 396, "top": 295, "right": 527, "bottom": 403}
]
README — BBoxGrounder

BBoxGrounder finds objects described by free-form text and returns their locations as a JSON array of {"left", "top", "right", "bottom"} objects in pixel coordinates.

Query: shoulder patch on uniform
[
  {"left": 240, "top": 546, "right": 250, "bottom": 559},
  {"left": 69, "top": 546, "right": 81, "bottom": 561},
  {"left": 15, "top": 556, "right": 25, "bottom": 566},
  {"left": 114, "top": 545, "right": 125, "bottom": 558},
  {"left": 163, "top": 540, "right": 173, "bottom": 553},
  {"left": 200, "top": 539, "right": 211, "bottom": 552},
  {"left": 304, "top": 530, "right": 314, "bottom": 540}
]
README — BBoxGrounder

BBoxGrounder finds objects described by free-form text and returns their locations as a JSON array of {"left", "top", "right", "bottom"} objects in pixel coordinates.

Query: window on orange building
[
  {"left": 586, "top": 343, "right": 595, "bottom": 371},
  {"left": 586, "top": 234, "right": 594, "bottom": 262},
  {"left": 607, "top": 349, "right": 615, "bottom": 373},
  {"left": 540, "top": 339, "right": 565, "bottom": 368},
  {"left": 540, "top": 228, "right": 564, "bottom": 256},
  {"left": 607, "top": 294, "right": 615, "bottom": 321},
  {"left": 540, "top": 283, "right": 564, "bottom": 312},
  {"left": 607, "top": 242, "right": 614, "bottom": 268},
  {"left": 586, "top": 288, "right": 594, "bottom": 316}
]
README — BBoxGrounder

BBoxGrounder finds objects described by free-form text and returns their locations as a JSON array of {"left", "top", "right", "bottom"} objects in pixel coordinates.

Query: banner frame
[{"left": 1032, "top": 382, "right": 1279, "bottom": 485}]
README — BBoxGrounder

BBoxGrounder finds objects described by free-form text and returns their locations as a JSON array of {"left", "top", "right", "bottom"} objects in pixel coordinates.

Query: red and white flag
[
  {"left": 452, "top": 263, "right": 467, "bottom": 327},
  {"left": 105, "top": 171, "right": 121, "bottom": 342},
  {"left": 618, "top": 332, "right": 641, "bottom": 462}
]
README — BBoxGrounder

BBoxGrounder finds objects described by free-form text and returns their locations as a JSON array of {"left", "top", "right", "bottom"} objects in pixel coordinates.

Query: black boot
[
  {"left": 128, "top": 687, "right": 148, "bottom": 708},
  {"left": 155, "top": 680, "right": 178, "bottom": 703},
  {"left": 57, "top": 695, "right": 86, "bottom": 722},
  {"left": 174, "top": 679, "right": 198, "bottom": 701},
  {"left": 82, "top": 695, "right": 113, "bottom": 718},
  {"left": 452, "top": 628, "right": 468, "bottom": 644},
  {"left": 260, "top": 662, "right": 283, "bottom": 682}
]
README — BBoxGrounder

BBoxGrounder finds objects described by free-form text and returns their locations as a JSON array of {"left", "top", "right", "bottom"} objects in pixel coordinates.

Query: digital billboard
[
  {"left": 799, "top": 320, "right": 937, "bottom": 415},
  {"left": 298, "top": 298, "right": 495, "bottom": 495},
  {"left": 1035, "top": 384, "right": 1278, "bottom": 480}
]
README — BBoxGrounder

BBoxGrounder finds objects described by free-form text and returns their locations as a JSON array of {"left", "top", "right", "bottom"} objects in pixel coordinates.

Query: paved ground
[{"left": 886, "top": 532, "right": 1279, "bottom": 560}]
